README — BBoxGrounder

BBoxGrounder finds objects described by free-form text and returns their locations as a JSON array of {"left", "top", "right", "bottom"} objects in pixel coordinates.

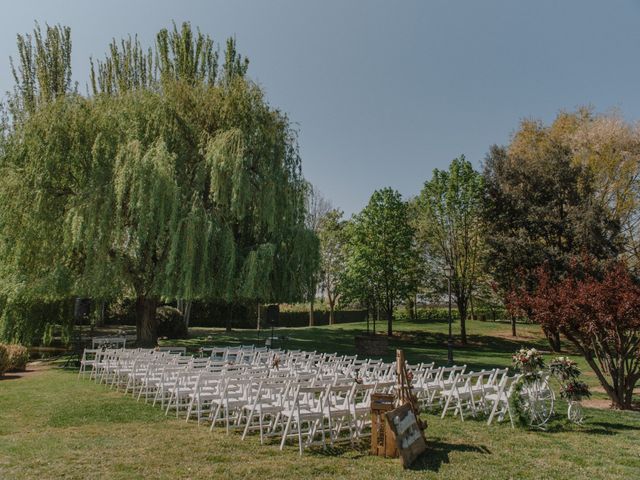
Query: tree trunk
[
  {"left": 95, "top": 301, "right": 106, "bottom": 327},
  {"left": 457, "top": 297, "right": 468, "bottom": 344},
  {"left": 563, "top": 330, "right": 634, "bottom": 410},
  {"left": 406, "top": 296, "right": 414, "bottom": 321},
  {"left": 386, "top": 308, "right": 393, "bottom": 337},
  {"left": 309, "top": 299, "right": 315, "bottom": 327},
  {"left": 366, "top": 306, "right": 370, "bottom": 334},
  {"left": 544, "top": 329, "right": 561, "bottom": 352},
  {"left": 511, "top": 315, "right": 517, "bottom": 337},
  {"left": 226, "top": 304, "right": 232, "bottom": 332},
  {"left": 328, "top": 298, "right": 336, "bottom": 325},
  {"left": 257, "top": 302, "right": 261, "bottom": 330},
  {"left": 136, "top": 296, "right": 158, "bottom": 347},
  {"left": 184, "top": 300, "right": 192, "bottom": 328},
  {"left": 374, "top": 304, "right": 378, "bottom": 335}
]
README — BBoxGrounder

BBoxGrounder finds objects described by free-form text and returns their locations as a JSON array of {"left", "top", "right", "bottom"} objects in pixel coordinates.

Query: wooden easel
[{"left": 395, "top": 349, "right": 427, "bottom": 431}]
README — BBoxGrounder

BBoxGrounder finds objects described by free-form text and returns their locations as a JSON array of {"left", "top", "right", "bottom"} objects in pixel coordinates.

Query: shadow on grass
[
  {"left": 304, "top": 437, "right": 491, "bottom": 471},
  {"left": 580, "top": 421, "right": 640, "bottom": 435},
  {"left": 308, "top": 441, "right": 370, "bottom": 459},
  {"left": 409, "top": 440, "right": 491, "bottom": 472}
]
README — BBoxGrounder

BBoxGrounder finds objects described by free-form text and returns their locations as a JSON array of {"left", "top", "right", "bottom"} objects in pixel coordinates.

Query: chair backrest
[
  {"left": 81, "top": 348, "right": 100, "bottom": 361},
  {"left": 157, "top": 346, "right": 186, "bottom": 355},
  {"left": 487, "top": 368, "right": 508, "bottom": 387},
  {"left": 189, "top": 357, "right": 210, "bottom": 369},
  {"left": 92, "top": 336, "right": 127, "bottom": 349},
  {"left": 502, "top": 374, "right": 522, "bottom": 399}
]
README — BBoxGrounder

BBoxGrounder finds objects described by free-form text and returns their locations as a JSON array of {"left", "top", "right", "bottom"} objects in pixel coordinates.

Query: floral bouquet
[
  {"left": 512, "top": 347, "right": 545, "bottom": 375},
  {"left": 549, "top": 356, "right": 581, "bottom": 382},
  {"left": 560, "top": 380, "right": 591, "bottom": 401}
]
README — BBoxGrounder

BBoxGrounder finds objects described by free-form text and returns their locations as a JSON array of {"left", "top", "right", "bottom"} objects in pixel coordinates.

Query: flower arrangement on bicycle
[
  {"left": 548, "top": 356, "right": 591, "bottom": 424},
  {"left": 512, "top": 348, "right": 544, "bottom": 376}
]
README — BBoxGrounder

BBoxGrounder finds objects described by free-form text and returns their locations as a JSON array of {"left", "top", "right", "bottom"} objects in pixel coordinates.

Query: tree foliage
[
  {"left": 317, "top": 208, "right": 346, "bottom": 325},
  {"left": 483, "top": 117, "right": 623, "bottom": 349},
  {"left": 303, "top": 185, "right": 330, "bottom": 326},
  {"left": 0, "top": 23, "right": 317, "bottom": 346},
  {"left": 510, "top": 259, "right": 640, "bottom": 409},
  {"left": 482, "top": 115, "right": 623, "bottom": 338},
  {"left": 416, "top": 156, "right": 485, "bottom": 344},
  {"left": 342, "top": 188, "right": 415, "bottom": 336},
  {"left": 9, "top": 22, "right": 73, "bottom": 117}
]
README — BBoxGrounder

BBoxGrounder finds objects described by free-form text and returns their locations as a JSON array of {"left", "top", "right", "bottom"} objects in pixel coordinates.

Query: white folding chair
[{"left": 486, "top": 374, "right": 521, "bottom": 428}]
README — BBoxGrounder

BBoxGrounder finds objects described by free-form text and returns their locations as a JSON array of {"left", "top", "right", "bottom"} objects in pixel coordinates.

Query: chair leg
[
  {"left": 280, "top": 415, "right": 293, "bottom": 451},
  {"left": 441, "top": 392, "right": 453, "bottom": 419},
  {"left": 487, "top": 399, "right": 499, "bottom": 426},
  {"left": 258, "top": 411, "right": 265, "bottom": 444},
  {"left": 297, "top": 419, "right": 304, "bottom": 456},
  {"left": 507, "top": 404, "right": 515, "bottom": 429}
]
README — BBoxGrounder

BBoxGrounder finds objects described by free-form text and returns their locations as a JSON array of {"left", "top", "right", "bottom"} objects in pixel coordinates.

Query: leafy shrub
[
  {"left": 42, "top": 324, "right": 54, "bottom": 346},
  {"left": 0, "top": 299, "right": 74, "bottom": 346},
  {"left": 156, "top": 306, "right": 188, "bottom": 339},
  {"left": 6, "top": 344, "right": 29, "bottom": 371},
  {"left": 0, "top": 344, "right": 9, "bottom": 375}
]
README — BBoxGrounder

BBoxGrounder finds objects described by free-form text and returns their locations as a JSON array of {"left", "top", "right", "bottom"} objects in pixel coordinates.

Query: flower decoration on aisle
[
  {"left": 512, "top": 347, "right": 544, "bottom": 377},
  {"left": 549, "top": 356, "right": 581, "bottom": 382},
  {"left": 560, "top": 380, "right": 591, "bottom": 401},
  {"left": 549, "top": 356, "right": 591, "bottom": 402}
]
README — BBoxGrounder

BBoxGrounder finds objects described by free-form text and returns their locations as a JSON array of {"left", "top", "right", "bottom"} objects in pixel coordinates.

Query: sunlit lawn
[{"left": 2, "top": 319, "right": 638, "bottom": 479}]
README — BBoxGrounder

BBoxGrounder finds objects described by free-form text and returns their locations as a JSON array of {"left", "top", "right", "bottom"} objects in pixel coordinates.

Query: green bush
[
  {"left": 0, "top": 299, "right": 74, "bottom": 346},
  {"left": 0, "top": 344, "right": 9, "bottom": 375},
  {"left": 156, "top": 306, "right": 188, "bottom": 339},
  {"left": 6, "top": 344, "right": 29, "bottom": 371}
]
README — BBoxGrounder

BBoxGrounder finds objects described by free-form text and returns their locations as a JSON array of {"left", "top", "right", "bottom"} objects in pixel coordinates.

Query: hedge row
[
  {"left": 105, "top": 301, "right": 368, "bottom": 329},
  {"left": 395, "top": 306, "right": 507, "bottom": 323}
]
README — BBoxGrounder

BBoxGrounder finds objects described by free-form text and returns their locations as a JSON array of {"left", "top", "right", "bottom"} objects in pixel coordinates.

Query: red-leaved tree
[{"left": 511, "top": 260, "right": 640, "bottom": 409}]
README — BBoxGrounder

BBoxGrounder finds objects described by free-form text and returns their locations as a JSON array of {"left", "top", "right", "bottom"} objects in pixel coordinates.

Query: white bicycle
[{"left": 518, "top": 373, "right": 556, "bottom": 428}]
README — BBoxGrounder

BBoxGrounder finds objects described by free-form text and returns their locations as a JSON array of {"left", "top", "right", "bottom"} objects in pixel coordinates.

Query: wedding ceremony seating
[{"left": 79, "top": 345, "right": 522, "bottom": 455}]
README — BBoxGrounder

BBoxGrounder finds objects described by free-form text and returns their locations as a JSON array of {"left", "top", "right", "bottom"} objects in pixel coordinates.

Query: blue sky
[{"left": 2, "top": 0, "right": 640, "bottom": 216}]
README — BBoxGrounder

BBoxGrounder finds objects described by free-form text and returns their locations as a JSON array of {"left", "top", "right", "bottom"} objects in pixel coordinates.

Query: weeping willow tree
[{"left": 0, "top": 22, "right": 318, "bottom": 346}]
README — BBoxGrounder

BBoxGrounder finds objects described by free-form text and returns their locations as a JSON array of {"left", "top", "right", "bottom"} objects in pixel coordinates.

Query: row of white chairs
[
  {"left": 79, "top": 347, "right": 400, "bottom": 454},
  {"left": 407, "top": 362, "right": 523, "bottom": 427},
  {"left": 78, "top": 346, "right": 523, "bottom": 456}
]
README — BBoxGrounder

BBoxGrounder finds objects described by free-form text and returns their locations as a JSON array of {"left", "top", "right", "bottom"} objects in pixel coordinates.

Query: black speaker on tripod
[
  {"left": 65, "top": 297, "right": 91, "bottom": 369},
  {"left": 74, "top": 298, "right": 91, "bottom": 324},
  {"left": 264, "top": 304, "right": 280, "bottom": 348}
]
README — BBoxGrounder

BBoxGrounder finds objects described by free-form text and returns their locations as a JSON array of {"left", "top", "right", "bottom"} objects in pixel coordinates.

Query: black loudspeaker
[
  {"left": 265, "top": 304, "right": 279, "bottom": 327},
  {"left": 74, "top": 298, "right": 91, "bottom": 323}
]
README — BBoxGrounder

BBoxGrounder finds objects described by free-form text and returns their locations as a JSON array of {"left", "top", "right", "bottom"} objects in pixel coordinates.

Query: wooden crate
[{"left": 370, "top": 393, "right": 398, "bottom": 457}]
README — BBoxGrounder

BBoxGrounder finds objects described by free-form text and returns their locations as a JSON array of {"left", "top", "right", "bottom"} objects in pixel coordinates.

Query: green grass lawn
[{"left": 2, "top": 319, "right": 639, "bottom": 479}]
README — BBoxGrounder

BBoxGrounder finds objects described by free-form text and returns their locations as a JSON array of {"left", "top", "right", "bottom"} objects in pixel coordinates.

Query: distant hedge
[
  {"left": 395, "top": 306, "right": 507, "bottom": 323},
  {"left": 104, "top": 300, "right": 368, "bottom": 328}
]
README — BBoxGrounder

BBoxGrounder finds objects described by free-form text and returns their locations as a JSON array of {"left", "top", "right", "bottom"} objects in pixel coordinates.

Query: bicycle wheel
[{"left": 520, "top": 376, "right": 555, "bottom": 428}]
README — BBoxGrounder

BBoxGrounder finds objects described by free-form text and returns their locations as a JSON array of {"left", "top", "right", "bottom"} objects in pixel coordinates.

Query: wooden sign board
[{"left": 385, "top": 403, "right": 427, "bottom": 469}]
